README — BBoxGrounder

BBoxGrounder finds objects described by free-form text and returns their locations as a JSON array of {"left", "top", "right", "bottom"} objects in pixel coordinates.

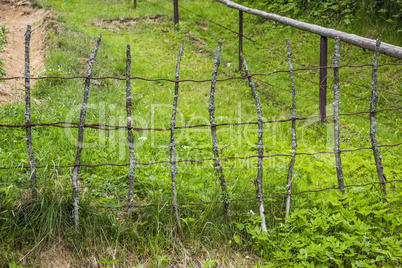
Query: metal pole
[
  {"left": 319, "top": 36, "right": 328, "bottom": 123},
  {"left": 239, "top": 10, "right": 243, "bottom": 71},
  {"left": 134, "top": 0, "right": 136, "bottom": 9},
  {"left": 174, "top": 0, "right": 179, "bottom": 25}
]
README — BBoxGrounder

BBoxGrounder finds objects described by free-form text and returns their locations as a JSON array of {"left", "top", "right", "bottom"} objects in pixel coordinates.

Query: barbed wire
[
  {"left": 142, "top": 0, "right": 320, "bottom": 105},
  {"left": 1, "top": 106, "right": 401, "bottom": 130},
  {"left": 164, "top": 0, "right": 257, "bottom": 43},
  {"left": 1, "top": 141, "right": 401, "bottom": 170},
  {"left": 250, "top": 55, "right": 402, "bottom": 102},
  {"left": 98, "top": 179, "right": 402, "bottom": 209},
  {"left": 142, "top": 0, "right": 402, "bottom": 103},
  {"left": 1, "top": 0, "right": 400, "bottom": 228},
  {"left": 2, "top": 63, "right": 400, "bottom": 83},
  {"left": 252, "top": 67, "right": 402, "bottom": 130},
  {"left": 252, "top": 76, "right": 317, "bottom": 103}
]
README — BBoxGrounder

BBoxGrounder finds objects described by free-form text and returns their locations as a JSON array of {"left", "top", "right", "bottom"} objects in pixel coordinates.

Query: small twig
[{"left": 18, "top": 233, "right": 50, "bottom": 263}]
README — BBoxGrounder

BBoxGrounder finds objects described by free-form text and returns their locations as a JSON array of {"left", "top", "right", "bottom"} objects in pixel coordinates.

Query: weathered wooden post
[
  {"left": 71, "top": 35, "right": 102, "bottom": 235},
  {"left": 125, "top": 45, "right": 136, "bottom": 202},
  {"left": 241, "top": 53, "right": 268, "bottom": 233},
  {"left": 170, "top": 41, "right": 185, "bottom": 238},
  {"left": 209, "top": 41, "right": 231, "bottom": 220},
  {"left": 285, "top": 38, "right": 297, "bottom": 224},
  {"left": 369, "top": 35, "right": 387, "bottom": 202},
  {"left": 24, "top": 25, "right": 38, "bottom": 201},
  {"left": 319, "top": 36, "right": 328, "bottom": 123},
  {"left": 239, "top": 10, "right": 243, "bottom": 71},
  {"left": 332, "top": 37, "right": 345, "bottom": 194}
]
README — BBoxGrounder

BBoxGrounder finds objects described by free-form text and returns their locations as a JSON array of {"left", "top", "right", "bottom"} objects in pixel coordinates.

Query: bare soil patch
[
  {"left": 0, "top": 0, "right": 49, "bottom": 106},
  {"left": 94, "top": 14, "right": 168, "bottom": 32}
]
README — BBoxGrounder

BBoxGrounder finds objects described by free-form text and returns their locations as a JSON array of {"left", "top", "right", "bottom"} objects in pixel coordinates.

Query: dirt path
[{"left": 0, "top": 0, "right": 49, "bottom": 106}]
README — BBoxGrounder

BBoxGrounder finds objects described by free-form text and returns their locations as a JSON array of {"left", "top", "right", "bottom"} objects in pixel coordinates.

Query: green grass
[
  {"left": 0, "top": 24, "right": 8, "bottom": 79},
  {"left": 0, "top": 0, "right": 401, "bottom": 266}
]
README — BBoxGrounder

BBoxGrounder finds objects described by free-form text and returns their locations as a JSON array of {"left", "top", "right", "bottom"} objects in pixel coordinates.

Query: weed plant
[
  {"left": 0, "top": 24, "right": 8, "bottom": 79},
  {"left": 0, "top": 0, "right": 401, "bottom": 266}
]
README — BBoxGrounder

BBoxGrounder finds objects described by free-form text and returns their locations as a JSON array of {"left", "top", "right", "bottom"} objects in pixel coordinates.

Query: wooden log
[{"left": 214, "top": 0, "right": 402, "bottom": 59}]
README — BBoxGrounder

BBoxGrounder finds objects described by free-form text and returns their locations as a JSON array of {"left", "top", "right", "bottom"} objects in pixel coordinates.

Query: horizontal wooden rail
[{"left": 214, "top": 0, "right": 402, "bottom": 59}]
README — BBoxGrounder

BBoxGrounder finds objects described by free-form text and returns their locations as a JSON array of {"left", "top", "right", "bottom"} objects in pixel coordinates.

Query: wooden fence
[
  {"left": 137, "top": 0, "right": 402, "bottom": 123},
  {"left": 1, "top": 24, "right": 401, "bottom": 235}
]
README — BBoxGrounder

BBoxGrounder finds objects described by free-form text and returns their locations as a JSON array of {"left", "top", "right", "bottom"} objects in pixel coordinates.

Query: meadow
[{"left": 0, "top": 0, "right": 402, "bottom": 266}]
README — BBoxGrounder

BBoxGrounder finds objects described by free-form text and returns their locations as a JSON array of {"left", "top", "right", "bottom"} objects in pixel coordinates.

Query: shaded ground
[{"left": 0, "top": 0, "right": 49, "bottom": 106}]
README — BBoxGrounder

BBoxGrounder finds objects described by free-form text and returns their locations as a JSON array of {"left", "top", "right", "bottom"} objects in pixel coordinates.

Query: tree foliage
[{"left": 238, "top": 0, "right": 402, "bottom": 43}]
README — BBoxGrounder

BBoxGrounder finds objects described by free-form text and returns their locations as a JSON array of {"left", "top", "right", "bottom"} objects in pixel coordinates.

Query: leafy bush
[
  {"left": 240, "top": 0, "right": 361, "bottom": 23},
  {"left": 235, "top": 189, "right": 402, "bottom": 266}
]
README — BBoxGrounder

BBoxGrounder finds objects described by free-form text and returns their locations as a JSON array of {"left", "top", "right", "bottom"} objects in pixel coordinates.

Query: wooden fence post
[
  {"left": 369, "top": 35, "right": 387, "bottom": 202},
  {"left": 332, "top": 37, "right": 345, "bottom": 194},
  {"left": 125, "top": 44, "right": 136, "bottom": 202},
  {"left": 209, "top": 41, "right": 231, "bottom": 221},
  {"left": 71, "top": 35, "right": 102, "bottom": 234},
  {"left": 24, "top": 25, "right": 38, "bottom": 201},
  {"left": 170, "top": 40, "right": 184, "bottom": 239},
  {"left": 174, "top": 0, "right": 179, "bottom": 25},
  {"left": 239, "top": 11, "right": 243, "bottom": 71},
  {"left": 241, "top": 52, "right": 267, "bottom": 233},
  {"left": 285, "top": 38, "right": 297, "bottom": 224},
  {"left": 319, "top": 36, "right": 327, "bottom": 123},
  {"left": 134, "top": 0, "right": 137, "bottom": 9}
]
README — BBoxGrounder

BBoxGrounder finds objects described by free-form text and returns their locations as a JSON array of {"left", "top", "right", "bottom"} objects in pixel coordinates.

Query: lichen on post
[
  {"left": 24, "top": 25, "right": 38, "bottom": 201},
  {"left": 369, "top": 35, "right": 387, "bottom": 202},
  {"left": 332, "top": 37, "right": 345, "bottom": 194},
  {"left": 208, "top": 41, "right": 231, "bottom": 221},
  {"left": 170, "top": 40, "right": 184, "bottom": 239},
  {"left": 241, "top": 52, "right": 267, "bottom": 232},
  {"left": 125, "top": 44, "right": 136, "bottom": 203},
  {"left": 71, "top": 34, "right": 102, "bottom": 234},
  {"left": 285, "top": 38, "right": 297, "bottom": 224}
]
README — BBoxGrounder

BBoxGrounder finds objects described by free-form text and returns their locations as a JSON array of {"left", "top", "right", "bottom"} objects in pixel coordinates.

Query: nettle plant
[{"left": 235, "top": 189, "right": 402, "bottom": 267}]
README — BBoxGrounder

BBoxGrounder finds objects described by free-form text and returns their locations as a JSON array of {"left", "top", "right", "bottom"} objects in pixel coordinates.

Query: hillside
[{"left": 0, "top": 0, "right": 401, "bottom": 267}]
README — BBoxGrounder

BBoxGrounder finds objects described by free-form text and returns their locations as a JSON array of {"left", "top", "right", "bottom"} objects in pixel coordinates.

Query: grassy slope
[{"left": 0, "top": 0, "right": 401, "bottom": 266}]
